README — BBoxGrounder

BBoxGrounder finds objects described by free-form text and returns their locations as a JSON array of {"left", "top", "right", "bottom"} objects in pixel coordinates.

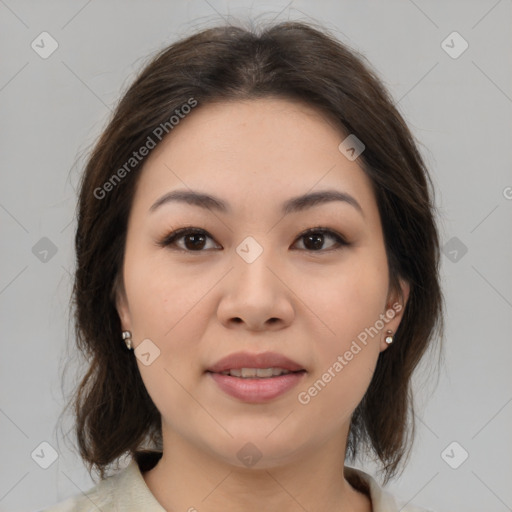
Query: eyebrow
[{"left": 149, "top": 189, "right": 364, "bottom": 217}]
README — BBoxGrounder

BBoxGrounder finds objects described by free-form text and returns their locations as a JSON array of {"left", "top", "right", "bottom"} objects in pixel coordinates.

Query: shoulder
[
  {"left": 39, "top": 473, "right": 116, "bottom": 512},
  {"left": 39, "top": 452, "right": 165, "bottom": 512},
  {"left": 344, "top": 466, "right": 436, "bottom": 512}
]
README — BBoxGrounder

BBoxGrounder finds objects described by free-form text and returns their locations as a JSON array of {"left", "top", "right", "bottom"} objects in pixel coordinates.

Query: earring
[
  {"left": 122, "top": 330, "right": 133, "bottom": 350},
  {"left": 384, "top": 330, "right": 394, "bottom": 345}
]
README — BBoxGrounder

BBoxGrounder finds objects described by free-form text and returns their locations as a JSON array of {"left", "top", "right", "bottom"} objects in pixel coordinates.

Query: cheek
[
  {"left": 127, "top": 254, "right": 208, "bottom": 425},
  {"left": 296, "top": 251, "right": 387, "bottom": 413},
  {"left": 297, "top": 346, "right": 378, "bottom": 432},
  {"left": 298, "top": 289, "right": 386, "bottom": 426},
  {"left": 123, "top": 245, "right": 206, "bottom": 338},
  {"left": 308, "top": 251, "right": 389, "bottom": 342}
]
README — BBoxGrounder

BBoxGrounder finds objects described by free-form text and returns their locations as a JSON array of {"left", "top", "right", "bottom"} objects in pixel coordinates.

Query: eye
[
  {"left": 292, "top": 227, "right": 348, "bottom": 252},
  {"left": 157, "top": 227, "right": 219, "bottom": 252},
  {"left": 157, "top": 226, "right": 348, "bottom": 253}
]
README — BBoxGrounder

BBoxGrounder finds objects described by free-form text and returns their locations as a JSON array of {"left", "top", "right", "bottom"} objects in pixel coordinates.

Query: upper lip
[{"left": 207, "top": 351, "right": 305, "bottom": 373}]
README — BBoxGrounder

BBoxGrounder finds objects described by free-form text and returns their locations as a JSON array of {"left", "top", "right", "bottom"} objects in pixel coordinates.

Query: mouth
[
  {"left": 216, "top": 367, "right": 303, "bottom": 378},
  {"left": 206, "top": 351, "right": 305, "bottom": 374},
  {"left": 206, "top": 352, "right": 307, "bottom": 402}
]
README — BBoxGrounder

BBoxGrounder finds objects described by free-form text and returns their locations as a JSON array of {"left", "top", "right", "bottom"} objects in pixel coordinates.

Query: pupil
[
  {"left": 186, "top": 234, "right": 205, "bottom": 250},
  {"left": 305, "top": 233, "right": 323, "bottom": 250}
]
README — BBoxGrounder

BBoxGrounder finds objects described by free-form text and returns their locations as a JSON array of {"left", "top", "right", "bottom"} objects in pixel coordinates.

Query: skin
[{"left": 116, "top": 97, "right": 410, "bottom": 512}]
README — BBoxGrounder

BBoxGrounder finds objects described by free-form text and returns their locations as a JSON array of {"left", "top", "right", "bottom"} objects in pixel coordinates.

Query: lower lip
[{"left": 208, "top": 371, "right": 306, "bottom": 403}]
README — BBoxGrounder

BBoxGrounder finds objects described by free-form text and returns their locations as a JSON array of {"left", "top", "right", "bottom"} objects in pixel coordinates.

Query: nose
[{"left": 217, "top": 248, "right": 295, "bottom": 332}]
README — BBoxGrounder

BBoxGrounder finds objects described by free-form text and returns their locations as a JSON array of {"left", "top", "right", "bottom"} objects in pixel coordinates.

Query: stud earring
[
  {"left": 122, "top": 330, "right": 133, "bottom": 350},
  {"left": 384, "top": 330, "right": 394, "bottom": 345}
]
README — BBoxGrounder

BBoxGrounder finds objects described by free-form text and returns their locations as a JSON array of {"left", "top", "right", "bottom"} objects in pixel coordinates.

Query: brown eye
[
  {"left": 293, "top": 228, "right": 348, "bottom": 252},
  {"left": 159, "top": 228, "right": 219, "bottom": 252},
  {"left": 181, "top": 232, "right": 208, "bottom": 250}
]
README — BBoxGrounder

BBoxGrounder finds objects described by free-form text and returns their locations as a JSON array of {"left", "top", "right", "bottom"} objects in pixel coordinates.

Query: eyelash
[{"left": 157, "top": 226, "right": 349, "bottom": 254}]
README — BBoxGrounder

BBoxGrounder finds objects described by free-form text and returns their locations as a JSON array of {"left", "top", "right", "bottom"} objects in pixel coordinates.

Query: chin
[{"left": 195, "top": 428, "right": 309, "bottom": 470}]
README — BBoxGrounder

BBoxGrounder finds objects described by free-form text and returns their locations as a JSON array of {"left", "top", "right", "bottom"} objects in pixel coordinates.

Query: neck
[{"left": 142, "top": 428, "right": 372, "bottom": 512}]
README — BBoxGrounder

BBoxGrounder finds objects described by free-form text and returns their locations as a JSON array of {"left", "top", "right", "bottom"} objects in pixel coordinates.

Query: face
[{"left": 116, "top": 98, "right": 409, "bottom": 469}]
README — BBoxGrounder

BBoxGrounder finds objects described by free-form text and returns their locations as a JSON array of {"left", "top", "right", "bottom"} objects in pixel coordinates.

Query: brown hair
[{"left": 58, "top": 19, "right": 443, "bottom": 485}]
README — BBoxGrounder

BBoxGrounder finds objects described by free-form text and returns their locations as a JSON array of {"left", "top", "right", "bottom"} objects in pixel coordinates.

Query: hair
[{"left": 59, "top": 18, "right": 444, "bottom": 485}]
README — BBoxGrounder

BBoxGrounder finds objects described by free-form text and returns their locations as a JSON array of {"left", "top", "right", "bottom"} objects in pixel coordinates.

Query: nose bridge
[{"left": 232, "top": 233, "right": 278, "bottom": 293}]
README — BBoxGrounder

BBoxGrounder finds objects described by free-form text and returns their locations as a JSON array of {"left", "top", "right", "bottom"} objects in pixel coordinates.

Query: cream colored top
[{"left": 40, "top": 452, "right": 434, "bottom": 512}]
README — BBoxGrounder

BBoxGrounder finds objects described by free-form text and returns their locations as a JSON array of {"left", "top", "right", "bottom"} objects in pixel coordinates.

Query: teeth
[{"left": 220, "top": 367, "right": 292, "bottom": 378}]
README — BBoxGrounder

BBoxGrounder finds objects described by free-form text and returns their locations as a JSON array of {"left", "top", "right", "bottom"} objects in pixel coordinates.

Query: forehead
[
  {"left": 148, "top": 97, "right": 345, "bottom": 162},
  {"left": 131, "top": 98, "right": 378, "bottom": 220}
]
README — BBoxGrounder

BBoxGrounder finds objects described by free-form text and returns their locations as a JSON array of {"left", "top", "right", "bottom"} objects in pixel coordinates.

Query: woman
[{"left": 42, "top": 19, "right": 442, "bottom": 512}]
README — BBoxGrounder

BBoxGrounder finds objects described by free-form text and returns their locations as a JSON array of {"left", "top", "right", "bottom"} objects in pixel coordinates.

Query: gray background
[{"left": 1, "top": 1, "right": 511, "bottom": 511}]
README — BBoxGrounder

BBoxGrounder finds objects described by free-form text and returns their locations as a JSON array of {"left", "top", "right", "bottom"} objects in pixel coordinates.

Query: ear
[
  {"left": 114, "top": 273, "right": 132, "bottom": 331},
  {"left": 379, "top": 278, "right": 410, "bottom": 352}
]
